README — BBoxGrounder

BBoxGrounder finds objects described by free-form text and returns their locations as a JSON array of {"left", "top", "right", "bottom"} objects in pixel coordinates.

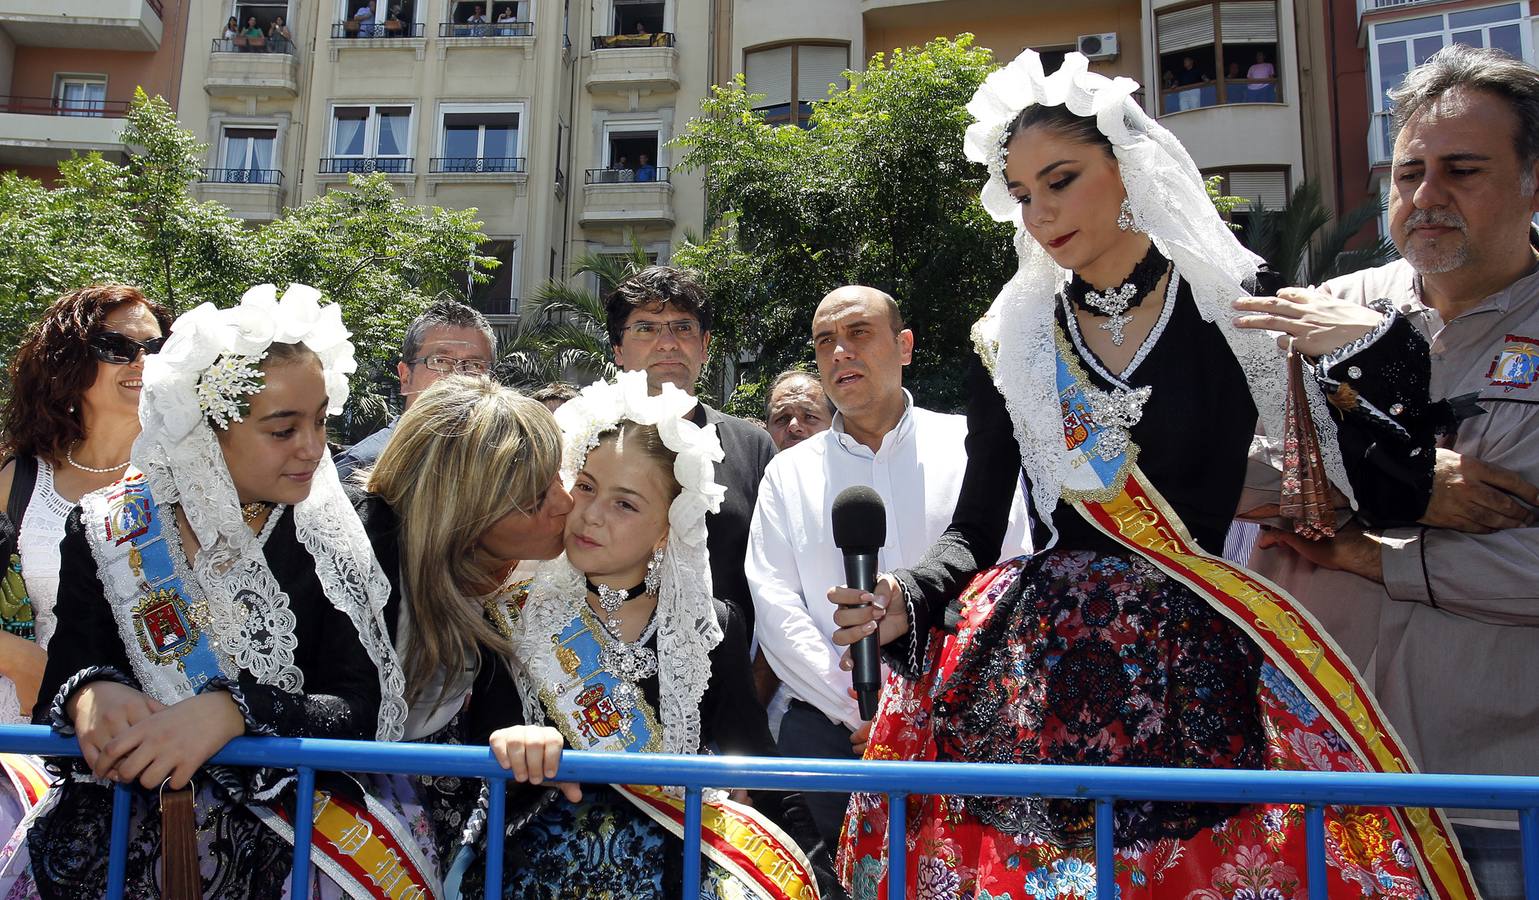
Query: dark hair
[
  {"left": 401, "top": 299, "right": 496, "bottom": 361},
  {"left": 1389, "top": 44, "right": 1539, "bottom": 174},
  {"left": 1003, "top": 104, "right": 1114, "bottom": 163},
  {"left": 2, "top": 285, "right": 171, "bottom": 464},
  {"left": 594, "top": 421, "right": 681, "bottom": 501},
  {"left": 764, "top": 368, "right": 832, "bottom": 420},
  {"left": 604, "top": 265, "right": 713, "bottom": 346},
  {"left": 531, "top": 381, "right": 578, "bottom": 404}
]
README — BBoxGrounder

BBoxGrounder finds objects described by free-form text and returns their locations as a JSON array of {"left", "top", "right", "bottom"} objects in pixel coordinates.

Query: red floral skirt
[{"left": 837, "top": 552, "right": 1440, "bottom": 900}]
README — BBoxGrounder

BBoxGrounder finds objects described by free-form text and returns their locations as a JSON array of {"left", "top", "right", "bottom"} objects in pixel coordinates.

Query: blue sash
[
  {"left": 102, "top": 476, "right": 226, "bottom": 692},
  {"left": 537, "top": 606, "right": 662, "bottom": 753}
]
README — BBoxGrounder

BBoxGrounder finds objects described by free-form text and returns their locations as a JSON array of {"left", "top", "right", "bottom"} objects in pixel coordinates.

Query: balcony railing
[
  {"left": 211, "top": 36, "right": 295, "bottom": 54},
  {"left": 591, "top": 31, "right": 674, "bottom": 49},
  {"left": 1369, "top": 110, "right": 1396, "bottom": 168},
  {"left": 1156, "top": 78, "right": 1280, "bottom": 115},
  {"left": 330, "top": 21, "right": 425, "bottom": 38},
  {"left": 585, "top": 165, "right": 669, "bottom": 183},
  {"left": 0, "top": 95, "right": 131, "bottom": 118},
  {"left": 1, "top": 725, "right": 1538, "bottom": 900},
  {"left": 318, "top": 157, "right": 415, "bottom": 174},
  {"left": 429, "top": 157, "right": 526, "bottom": 173},
  {"left": 201, "top": 167, "right": 283, "bottom": 185},
  {"left": 438, "top": 21, "right": 533, "bottom": 37},
  {"left": 470, "top": 296, "right": 520, "bottom": 316}
]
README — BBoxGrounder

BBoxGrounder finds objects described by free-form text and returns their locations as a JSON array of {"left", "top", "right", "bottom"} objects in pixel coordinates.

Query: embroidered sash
[
  {"left": 0, "top": 753, "right": 49, "bottom": 811},
  {"left": 491, "top": 594, "right": 820, "bottom": 900},
  {"left": 82, "top": 472, "right": 438, "bottom": 900},
  {"left": 1048, "top": 332, "right": 1478, "bottom": 900}
]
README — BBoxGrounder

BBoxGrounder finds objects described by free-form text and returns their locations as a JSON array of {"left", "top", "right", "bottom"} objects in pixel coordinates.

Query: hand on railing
[
  {"left": 828, "top": 571, "right": 909, "bottom": 668},
  {"left": 489, "top": 725, "right": 582, "bottom": 802}
]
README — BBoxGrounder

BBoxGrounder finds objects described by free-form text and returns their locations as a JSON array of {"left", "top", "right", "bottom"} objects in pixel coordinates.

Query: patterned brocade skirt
[{"left": 837, "top": 551, "right": 1438, "bottom": 900}]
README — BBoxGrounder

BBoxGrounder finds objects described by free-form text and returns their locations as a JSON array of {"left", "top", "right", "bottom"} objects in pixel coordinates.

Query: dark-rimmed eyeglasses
[
  {"left": 89, "top": 332, "right": 166, "bottom": 365},
  {"left": 621, "top": 319, "right": 699, "bottom": 341},
  {"left": 406, "top": 355, "right": 492, "bottom": 376}
]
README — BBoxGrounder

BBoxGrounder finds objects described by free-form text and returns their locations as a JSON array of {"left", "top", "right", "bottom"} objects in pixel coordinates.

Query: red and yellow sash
[
  {"left": 0, "top": 753, "right": 49, "bottom": 811},
  {"left": 1075, "top": 469, "right": 1477, "bottom": 900},
  {"left": 260, "top": 789, "right": 439, "bottom": 900}
]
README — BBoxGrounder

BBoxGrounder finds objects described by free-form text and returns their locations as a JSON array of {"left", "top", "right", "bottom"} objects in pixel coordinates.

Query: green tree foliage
[
  {"left": 0, "top": 91, "right": 493, "bottom": 440},
  {"left": 499, "top": 247, "right": 643, "bottom": 388},
  {"left": 672, "top": 36, "right": 1015, "bottom": 414},
  {"left": 1244, "top": 180, "right": 1398, "bottom": 287}
]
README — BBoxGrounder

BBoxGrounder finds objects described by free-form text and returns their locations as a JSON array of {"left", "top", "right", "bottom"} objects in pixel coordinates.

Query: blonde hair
[{"left": 366, "top": 375, "right": 562, "bottom": 704}]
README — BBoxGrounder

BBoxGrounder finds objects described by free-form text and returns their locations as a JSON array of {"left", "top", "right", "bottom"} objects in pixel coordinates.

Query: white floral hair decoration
[
  {"left": 144, "top": 283, "right": 357, "bottom": 441},
  {"left": 961, "top": 50, "right": 1357, "bottom": 539},
  {"left": 514, "top": 369, "right": 727, "bottom": 758},
  {"left": 130, "top": 283, "right": 407, "bottom": 742}
]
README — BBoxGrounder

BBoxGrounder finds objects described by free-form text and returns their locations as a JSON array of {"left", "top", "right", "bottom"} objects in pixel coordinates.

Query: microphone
[{"left": 831, "top": 485, "right": 886, "bottom": 721}]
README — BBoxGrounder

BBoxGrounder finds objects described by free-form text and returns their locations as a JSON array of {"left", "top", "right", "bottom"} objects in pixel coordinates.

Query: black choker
[
  {"left": 587, "top": 579, "right": 646, "bottom": 606},
  {"left": 1065, "top": 243, "right": 1170, "bottom": 346}
]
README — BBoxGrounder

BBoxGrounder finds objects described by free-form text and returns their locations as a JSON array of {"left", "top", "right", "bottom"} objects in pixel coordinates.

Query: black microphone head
[{"left": 831, "top": 485, "right": 886, "bottom": 552}]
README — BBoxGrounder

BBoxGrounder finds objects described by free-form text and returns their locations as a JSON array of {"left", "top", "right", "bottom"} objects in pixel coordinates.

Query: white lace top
[{"left": 0, "top": 459, "right": 72, "bottom": 723}]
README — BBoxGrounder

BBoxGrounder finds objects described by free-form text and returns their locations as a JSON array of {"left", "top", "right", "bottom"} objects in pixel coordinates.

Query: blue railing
[{"left": 2, "top": 724, "right": 1537, "bottom": 900}]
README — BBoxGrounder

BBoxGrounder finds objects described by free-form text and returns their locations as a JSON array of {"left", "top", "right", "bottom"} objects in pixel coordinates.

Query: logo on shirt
[{"left": 1485, "top": 334, "right": 1539, "bottom": 390}]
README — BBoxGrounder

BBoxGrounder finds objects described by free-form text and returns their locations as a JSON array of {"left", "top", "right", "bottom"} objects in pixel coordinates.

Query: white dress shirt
[{"left": 747, "top": 392, "right": 1032, "bottom": 731}]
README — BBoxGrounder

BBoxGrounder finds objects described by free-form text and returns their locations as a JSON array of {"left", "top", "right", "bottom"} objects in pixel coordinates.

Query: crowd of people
[{"left": 0, "top": 40, "right": 1532, "bottom": 900}]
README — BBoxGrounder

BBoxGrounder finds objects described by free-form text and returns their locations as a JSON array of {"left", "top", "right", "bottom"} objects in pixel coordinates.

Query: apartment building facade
[
  {"left": 0, "top": 0, "right": 191, "bottom": 182},
  {"left": 176, "top": 0, "right": 713, "bottom": 334},
  {"left": 1305, "top": 0, "right": 1537, "bottom": 235}
]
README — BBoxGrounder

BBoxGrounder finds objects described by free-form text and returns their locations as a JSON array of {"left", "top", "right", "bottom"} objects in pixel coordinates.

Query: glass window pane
[
  {"left": 1451, "top": 29, "right": 1484, "bottom": 47},
  {"left": 1374, "top": 40, "right": 1409, "bottom": 109},
  {"left": 443, "top": 126, "right": 479, "bottom": 158},
  {"left": 1413, "top": 34, "right": 1444, "bottom": 65},
  {"left": 250, "top": 135, "right": 274, "bottom": 170},
  {"left": 1448, "top": 3, "right": 1520, "bottom": 28},
  {"left": 483, "top": 125, "right": 516, "bottom": 158},
  {"left": 376, "top": 109, "right": 410, "bottom": 155},
  {"left": 1489, "top": 23, "right": 1522, "bottom": 58},
  {"left": 1373, "top": 15, "right": 1443, "bottom": 40},
  {"left": 333, "top": 108, "right": 367, "bottom": 156}
]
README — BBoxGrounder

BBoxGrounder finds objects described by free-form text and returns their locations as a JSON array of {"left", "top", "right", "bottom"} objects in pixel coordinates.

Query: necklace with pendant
[
  {"left": 586, "top": 577, "right": 647, "bottom": 634},
  {"left": 1065, "top": 243, "right": 1169, "bottom": 346}
]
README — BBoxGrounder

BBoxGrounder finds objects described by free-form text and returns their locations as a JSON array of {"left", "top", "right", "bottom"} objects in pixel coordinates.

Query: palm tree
[
  {"left": 497, "top": 239, "right": 654, "bottom": 388},
  {"left": 1243, "top": 180, "right": 1398, "bottom": 287}
]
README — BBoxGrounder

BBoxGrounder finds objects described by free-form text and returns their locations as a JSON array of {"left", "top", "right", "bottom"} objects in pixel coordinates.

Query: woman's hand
[
  {"left": 489, "top": 725, "right": 582, "bottom": 803},
  {"left": 66, "top": 680, "right": 165, "bottom": 774},
  {"left": 827, "top": 572, "right": 909, "bottom": 671},
  {"left": 94, "top": 690, "right": 244, "bottom": 789},
  {"left": 1232, "top": 287, "right": 1385, "bottom": 357}
]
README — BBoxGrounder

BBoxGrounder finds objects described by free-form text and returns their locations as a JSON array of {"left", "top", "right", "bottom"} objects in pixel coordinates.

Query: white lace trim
[{"left": 966, "top": 52, "right": 1356, "bottom": 531}]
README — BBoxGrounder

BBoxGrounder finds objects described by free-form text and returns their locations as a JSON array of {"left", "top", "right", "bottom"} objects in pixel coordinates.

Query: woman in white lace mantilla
[
  {"left": 455, "top": 371, "right": 818, "bottom": 900},
  {"left": 828, "top": 51, "right": 1476, "bottom": 900},
  {"left": 0, "top": 285, "right": 423, "bottom": 900}
]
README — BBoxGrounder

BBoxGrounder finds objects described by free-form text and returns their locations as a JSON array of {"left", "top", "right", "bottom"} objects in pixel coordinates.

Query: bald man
[
  {"left": 747, "top": 286, "right": 1030, "bottom": 881},
  {"left": 765, "top": 369, "right": 834, "bottom": 452}
]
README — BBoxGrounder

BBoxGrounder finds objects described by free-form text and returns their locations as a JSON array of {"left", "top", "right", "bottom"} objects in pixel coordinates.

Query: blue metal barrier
[{"left": 1, "top": 724, "right": 1536, "bottom": 899}]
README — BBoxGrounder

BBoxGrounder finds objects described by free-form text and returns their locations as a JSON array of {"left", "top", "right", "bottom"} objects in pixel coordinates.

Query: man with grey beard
[{"left": 1244, "top": 45, "right": 1539, "bottom": 900}]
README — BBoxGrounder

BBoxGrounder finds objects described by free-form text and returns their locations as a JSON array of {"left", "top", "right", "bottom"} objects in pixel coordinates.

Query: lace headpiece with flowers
[
  {"left": 512, "top": 370, "right": 726, "bottom": 757},
  {"left": 132, "top": 284, "right": 406, "bottom": 741},
  {"left": 962, "top": 50, "right": 1356, "bottom": 538}
]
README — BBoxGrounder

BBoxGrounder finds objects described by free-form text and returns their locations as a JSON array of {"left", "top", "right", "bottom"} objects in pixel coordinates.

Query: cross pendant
[{"left": 1099, "top": 311, "right": 1133, "bottom": 346}]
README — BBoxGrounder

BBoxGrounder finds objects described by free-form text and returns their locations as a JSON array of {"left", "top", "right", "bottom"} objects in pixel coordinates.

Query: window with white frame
[
  {"left": 590, "top": 124, "right": 663, "bottom": 182},
  {"left": 55, "top": 76, "right": 107, "bottom": 117},
  {"left": 215, "top": 127, "right": 280, "bottom": 184},
  {"left": 435, "top": 104, "right": 523, "bottom": 172},
  {"left": 327, "top": 105, "right": 414, "bottom": 173},
  {"left": 1154, "top": 1, "right": 1282, "bottom": 114},
  {"left": 745, "top": 42, "right": 849, "bottom": 127},
  {"left": 467, "top": 239, "right": 521, "bottom": 316},
  {"left": 1368, "top": 3, "right": 1529, "bottom": 162}
]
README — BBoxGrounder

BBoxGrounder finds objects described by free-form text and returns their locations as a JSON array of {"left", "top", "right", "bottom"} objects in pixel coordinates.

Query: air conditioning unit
[{"left": 1077, "top": 33, "right": 1119, "bottom": 61}]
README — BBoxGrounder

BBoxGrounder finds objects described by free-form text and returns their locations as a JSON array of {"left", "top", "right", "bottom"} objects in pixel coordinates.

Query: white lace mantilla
[{"left": 965, "top": 52, "right": 1355, "bottom": 539}]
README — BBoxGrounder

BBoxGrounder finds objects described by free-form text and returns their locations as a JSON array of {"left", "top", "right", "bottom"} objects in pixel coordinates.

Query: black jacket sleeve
[{"left": 888, "top": 357, "right": 1024, "bottom": 678}]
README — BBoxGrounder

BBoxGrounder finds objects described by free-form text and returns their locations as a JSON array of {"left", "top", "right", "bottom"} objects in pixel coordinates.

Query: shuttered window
[
  {"left": 1157, "top": 5, "right": 1216, "bottom": 53},
  {"left": 746, "top": 42, "right": 850, "bottom": 126},
  {"left": 1221, "top": 1, "right": 1279, "bottom": 42},
  {"left": 1224, "top": 169, "right": 1290, "bottom": 210}
]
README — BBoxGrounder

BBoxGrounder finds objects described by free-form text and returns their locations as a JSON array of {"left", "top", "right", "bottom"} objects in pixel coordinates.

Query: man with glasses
[
  {"left": 335, "top": 299, "right": 496, "bottom": 481},
  {"left": 606, "top": 265, "right": 776, "bottom": 633}
]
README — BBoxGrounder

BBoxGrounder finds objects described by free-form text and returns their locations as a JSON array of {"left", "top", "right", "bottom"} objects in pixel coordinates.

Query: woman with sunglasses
[{"left": 0, "top": 285, "right": 169, "bottom": 834}]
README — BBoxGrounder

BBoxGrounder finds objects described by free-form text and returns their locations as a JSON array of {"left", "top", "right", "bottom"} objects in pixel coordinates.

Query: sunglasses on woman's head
[{"left": 89, "top": 332, "right": 166, "bottom": 364}]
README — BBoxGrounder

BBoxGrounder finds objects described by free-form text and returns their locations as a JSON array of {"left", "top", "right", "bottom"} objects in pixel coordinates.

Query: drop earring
[
  {"left": 644, "top": 547, "right": 664, "bottom": 595},
  {"left": 1117, "top": 197, "right": 1135, "bottom": 232}
]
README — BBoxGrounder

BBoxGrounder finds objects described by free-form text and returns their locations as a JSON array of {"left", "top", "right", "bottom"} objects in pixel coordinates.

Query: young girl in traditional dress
[
  {"left": 0, "top": 285, "right": 428, "bottom": 899},
  {"left": 469, "top": 372, "right": 819, "bottom": 900},
  {"left": 828, "top": 52, "right": 1480, "bottom": 900}
]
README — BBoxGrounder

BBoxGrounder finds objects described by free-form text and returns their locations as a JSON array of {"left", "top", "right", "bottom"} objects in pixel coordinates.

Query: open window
[
  {"left": 611, "top": 0, "right": 663, "bottom": 37},
  {"left": 467, "top": 239, "right": 520, "bottom": 317},
  {"left": 589, "top": 127, "right": 664, "bottom": 182},
  {"left": 1155, "top": 1, "right": 1281, "bottom": 114}
]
